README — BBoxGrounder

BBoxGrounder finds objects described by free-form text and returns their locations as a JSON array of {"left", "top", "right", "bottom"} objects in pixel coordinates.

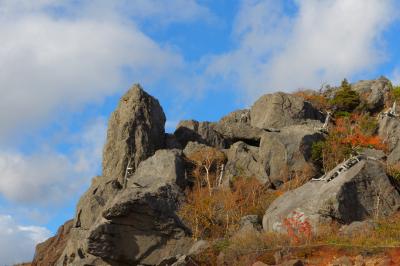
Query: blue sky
[{"left": 1, "top": 0, "right": 400, "bottom": 264}]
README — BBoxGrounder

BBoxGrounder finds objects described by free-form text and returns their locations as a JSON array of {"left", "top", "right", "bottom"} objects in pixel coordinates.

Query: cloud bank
[
  {"left": 0, "top": 214, "right": 51, "bottom": 265},
  {"left": 207, "top": 0, "right": 398, "bottom": 100}
]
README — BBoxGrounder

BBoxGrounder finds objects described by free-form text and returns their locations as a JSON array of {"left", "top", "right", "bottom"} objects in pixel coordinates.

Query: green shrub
[
  {"left": 393, "top": 86, "right": 400, "bottom": 101},
  {"left": 358, "top": 113, "right": 378, "bottom": 136},
  {"left": 329, "top": 79, "right": 360, "bottom": 112},
  {"left": 334, "top": 111, "right": 351, "bottom": 118},
  {"left": 311, "top": 141, "right": 324, "bottom": 163}
]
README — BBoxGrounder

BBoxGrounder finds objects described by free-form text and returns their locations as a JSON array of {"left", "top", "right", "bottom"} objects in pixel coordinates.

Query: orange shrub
[
  {"left": 187, "top": 147, "right": 226, "bottom": 195},
  {"left": 294, "top": 90, "right": 330, "bottom": 110},
  {"left": 321, "top": 114, "right": 386, "bottom": 172},
  {"left": 282, "top": 211, "right": 312, "bottom": 245},
  {"left": 179, "top": 177, "right": 277, "bottom": 240}
]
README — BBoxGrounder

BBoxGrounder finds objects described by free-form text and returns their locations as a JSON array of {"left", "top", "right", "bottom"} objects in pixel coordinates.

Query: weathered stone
[
  {"left": 102, "top": 84, "right": 166, "bottom": 183},
  {"left": 183, "top": 141, "right": 210, "bottom": 158},
  {"left": 214, "top": 109, "right": 264, "bottom": 145},
  {"left": 250, "top": 92, "right": 324, "bottom": 129},
  {"left": 32, "top": 220, "right": 73, "bottom": 266},
  {"left": 259, "top": 125, "right": 324, "bottom": 183},
  {"left": 56, "top": 176, "right": 122, "bottom": 265},
  {"left": 165, "top": 133, "right": 183, "bottom": 150},
  {"left": 224, "top": 141, "right": 268, "bottom": 183},
  {"left": 359, "top": 148, "right": 386, "bottom": 161},
  {"left": 239, "top": 215, "right": 262, "bottom": 231},
  {"left": 339, "top": 220, "right": 376, "bottom": 238},
  {"left": 174, "top": 120, "right": 227, "bottom": 149},
  {"left": 263, "top": 157, "right": 400, "bottom": 233},
  {"left": 352, "top": 76, "right": 391, "bottom": 112},
  {"left": 74, "top": 176, "right": 122, "bottom": 230},
  {"left": 379, "top": 116, "right": 400, "bottom": 164},
  {"left": 188, "top": 240, "right": 210, "bottom": 256},
  {"left": 86, "top": 149, "right": 192, "bottom": 265}
]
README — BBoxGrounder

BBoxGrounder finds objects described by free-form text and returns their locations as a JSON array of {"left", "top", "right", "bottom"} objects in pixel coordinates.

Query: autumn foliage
[
  {"left": 314, "top": 113, "right": 386, "bottom": 172},
  {"left": 179, "top": 177, "right": 278, "bottom": 240},
  {"left": 187, "top": 147, "right": 226, "bottom": 195},
  {"left": 294, "top": 90, "right": 330, "bottom": 110},
  {"left": 282, "top": 211, "right": 312, "bottom": 245}
]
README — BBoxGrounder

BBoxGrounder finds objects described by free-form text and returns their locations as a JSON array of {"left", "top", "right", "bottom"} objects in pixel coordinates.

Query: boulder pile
[{"left": 33, "top": 77, "right": 400, "bottom": 265}]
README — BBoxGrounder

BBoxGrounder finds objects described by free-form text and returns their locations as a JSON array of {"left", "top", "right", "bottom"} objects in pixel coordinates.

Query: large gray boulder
[
  {"left": 74, "top": 176, "right": 122, "bottom": 230},
  {"left": 224, "top": 141, "right": 268, "bottom": 183},
  {"left": 174, "top": 120, "right": 227, "bottom": 149},
  {"left": 263, "top": 157, "right": 400, "bottom": 233},
  {"left": 352, "top": 76, "right": 391, "bottom": 112},
  {"left": 102, "top": 84, "right": 166, "bottom": 183},
  {"left": 86, "top": 149, "right": 192, "bottom": 265},
  {"left": 56, "top": 85, "right": 168, "bottom": 265},
  {"left": 379, "top": 116, "right": 400, "bottom": 164},
  {"left": 259, "top": 125, "right": 324, "bottom": 184},
  {"left": 56, "top": 175, "right": 123, "bottom": 266},
  {"left": 214, "top": 109, "right": 264, "bottom": 146},
  {"left": 250, "top": 92, "right": 324, "bottom": 129}
]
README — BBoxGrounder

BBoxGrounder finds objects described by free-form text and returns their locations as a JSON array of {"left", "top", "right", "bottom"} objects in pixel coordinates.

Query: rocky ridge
[{"left": 33, "top": 77, "right": 400, "bottom": 266}]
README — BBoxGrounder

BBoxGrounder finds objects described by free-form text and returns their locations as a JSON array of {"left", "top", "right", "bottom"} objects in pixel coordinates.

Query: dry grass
[
  {"left": 293, "top": 90, "right": 330, "bottom": 110},
  {"left": 195, "top": 213, "right": 400, "bottom": 265},
  {"left": 316, "top": 214, "right": 400, "bottom": 248},
  {"left": 179, "top": 177, "right": 278, "bottom": 240}
]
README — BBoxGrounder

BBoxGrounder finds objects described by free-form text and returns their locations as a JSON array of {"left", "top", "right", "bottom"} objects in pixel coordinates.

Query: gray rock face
[
  {"left": 259, "top": 125, "right": 324, "bottom": 183},
  {"left": 339, "top": 220, "right": 376, "bottom": 238},
  {"left": 174, "top": 120, "right": 227, "bottom": 149},
  {"left": 250, "top": 92, "right": 324, "bottom": 129},
  {"left": 52, "top": 86, "right": 193, "bottom": 266},
  {"left": 74, "top": 176, "right": 122, "bottom": 230},
  {"left": 86, "top": 149, "right": 192, "bottom": 265},
  {"left": 214, "top": 110, "right": 264, "bottom": 145},
  {"left": 183, "top": 141, "right": 210, "bottom": 157},
  {"left": 239, "top": 215, "right": 262, "bottom": 231},
  {"left": 165, "top": 133, "right": 183, "bottom": 150},
  {"left": 224, "top": 141, "right": 268, "bottom": 183},
  {"left": 102, "top": 84, "right": 166, "bottom": 183},
  {"left": 56, "top": 176, "right": 123, "bottom": 266},
  {"left": 379, "top": 116, "right": 400, "bottom": 164},
  {"left": 352, "top": 76, "right": 391, "bottom": 112},
  {"left": 263, "top": 158, "right": 400, "bottom": 233}
]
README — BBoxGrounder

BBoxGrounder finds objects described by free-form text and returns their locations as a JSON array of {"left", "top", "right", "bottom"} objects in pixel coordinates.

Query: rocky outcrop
[
  {"left": 57, "top": 150, "right": 192, "bottom": 266},
  {"left": 32, "top": 220, "right": 73, "bottom": 266},
  {"left": 35, "top": 79, "right": 400, "bottom": 265},
  {"left": 250, "top": 92, "right": 324, "bottom": 129},
  {"left": 352, "top": 76, "right": 391, "bottom": 112},
  {"left": 224, "top": 141, "right": 268, "bottom": 183},
  {"left": 73, "top": 176, "right": 122, "bottom": 230},
  {"left": 102, "top": 84, "right": 166, "bottom": 183},
  {"left": 49, "top": 86, "right": 189, "bottom": 266},
  {"left": 182, "top": 141, "right": 210, "bottom": 157},
  {"left": 86, "top": 149, "right": 192, "bottom": 265},
  {"left": 213, "top": 109, "right": 264, "bottom": 145},
  {"left": 259, "top": 125, "right": 324, "bottom": 184},
  {"left": 263, "top": 157, "right": 400, "bottom": 233},
  {"left": 174, "top": 120, "right": 227, "bottom": 149},
  {"left": 379, "top": 116, "right": 400, "bottom": 164}
]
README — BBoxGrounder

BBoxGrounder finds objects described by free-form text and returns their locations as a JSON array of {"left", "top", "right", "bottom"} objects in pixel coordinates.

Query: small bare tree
[{"left": 187, "top": 147, "right": 226, "bottom": 195}]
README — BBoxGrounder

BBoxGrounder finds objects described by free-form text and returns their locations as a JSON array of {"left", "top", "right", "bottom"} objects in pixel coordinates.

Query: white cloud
[
  {"left": 0, "top": 0, "right": 216, "bottom": 140},
  {"left": 0, "top": 118, "right": 106, "bottom": 204},
  {"left": 0, "top": 214, "right": 51, "bottom": 265},
  {"left": 72, "top": 117, "right": 107, "bottom": 175},
  {"left": 0, "top": 14, "right": 180, "bottom": 138},
  {"left": 390, "top": 67, "right": 400, "bottom": 85},
  {"left": 207, "top": 0, "right": 398, "bottom": 101}
]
